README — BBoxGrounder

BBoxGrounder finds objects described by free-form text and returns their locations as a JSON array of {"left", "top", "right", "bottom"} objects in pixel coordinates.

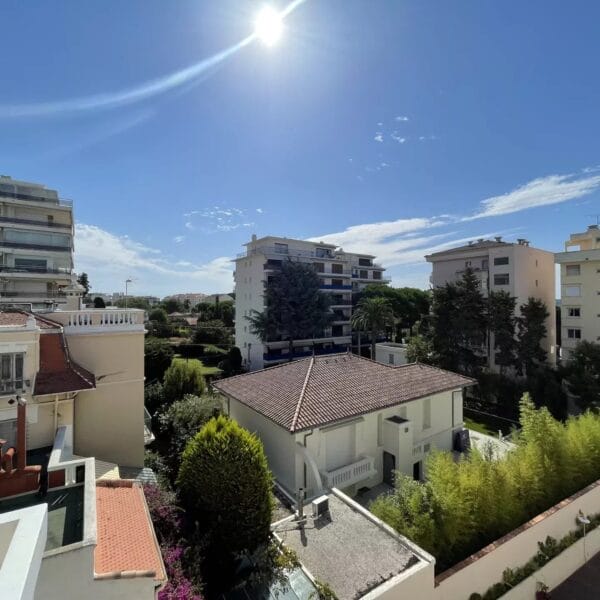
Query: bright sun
[{"left": 255, "top": 6, "right": 284, "bottom": 46}]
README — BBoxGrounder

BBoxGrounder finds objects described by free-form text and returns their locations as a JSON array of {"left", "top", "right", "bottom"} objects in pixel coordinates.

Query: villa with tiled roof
[{"left": 214, "top": 353, "right": 474, "bottom": 499}]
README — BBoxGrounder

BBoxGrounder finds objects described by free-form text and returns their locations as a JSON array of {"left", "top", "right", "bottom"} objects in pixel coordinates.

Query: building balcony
[
  {"left": 0, "top": 266, "right": 72, "bottom": 278},
  {"left": 0, "top": 190, "right": 72, "bottom": 207},
  {"left": 49, "top": 309, "right": 146, "bottom": 333},
  {"left": 0, "top": 241, "right": 71, "bottom": 252},
  {"left": 320, "top": 455, "right": 376, "bottom": 489},
  {"left": 263, "top": 343, "right": 351, "bottom": 362},
  {"left": 0, "top": 291, "right": 67, "bottom": 301},
  {"left": 320, "top": 284, "right": 353, "bottom": 291},
  {"left": 0, "top": 215, "right": 71, "bottom": 229}
]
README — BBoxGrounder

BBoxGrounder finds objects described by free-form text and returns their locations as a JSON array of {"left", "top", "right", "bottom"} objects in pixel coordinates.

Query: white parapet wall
[{"left": 434, "top": 479, "right": 600, "bottom": 599}]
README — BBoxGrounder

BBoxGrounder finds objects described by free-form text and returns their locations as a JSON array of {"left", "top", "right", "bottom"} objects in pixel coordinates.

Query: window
[
  {"left": 359, "top": 270, "right": 368, "bottom": 279},
  {"left": 314, "top": 262, "right": 325, "bottom": 273},
  {"left": 4, "top": 229, "right": 70, "bottom": 249},
  {"left": 14, "top": 258, "right": 47, "bottom": 271},
  {"left": 373, "top": 271, "right": 382, "bottom": 280},
  {"left": 331, "top": 278, "right": 343, "bottom": 286},
  {"left": 568, "top": 307, "right": 581, "bottom": 317},
  {"left": 494, "top": 256, "right": 509, "bottom": 266},
  {"left": 424, "top": 443, "right": 431, "bottom": 453},
  {"left": 358, "top": 258, "right": 372, "bottom": 267},
  {"left": 388, "top": 353, "right": 394, "bottom": 365},
  {"left": 0, "top": 419, "right": 17, "bottom": 448},
  {"left": 465, "top": 260, "right": 472, "bottom": 268},
  {"left": 274, "top": 243, "right": 288, "bottom": 254},
  {"left": 315, "top": 247, "right": 331, "bottom": 258},
  {"left": 566, "top": 264, "right": 581, "bottom": 276},
  {"left": 494, "top": 273, "right": 510, "bottom": 285},
  {"left": 422, "top": 397, "right": 431, "bottom": 430},
  {"left": 482, "top": 259, "right": 489, "bottom": 269},
  {"left": 535, "top": 279, "right": 538, "bottom": 287},
  {"left": 0, "top": 353, "right": 24, "bottom": 394},
  {"left": 567, "top": 328, "right": 582, "bottom": 340},
  {"left": 565, "top": 285, "right": 581, "bottom": 297},
  {"left": 331, "top": 263, "right": 343, "bottom": 274}
]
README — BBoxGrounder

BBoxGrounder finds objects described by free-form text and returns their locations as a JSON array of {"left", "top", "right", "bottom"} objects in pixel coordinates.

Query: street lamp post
[{"left": 125, "top": 278, "right": 133, "bottom": 309}]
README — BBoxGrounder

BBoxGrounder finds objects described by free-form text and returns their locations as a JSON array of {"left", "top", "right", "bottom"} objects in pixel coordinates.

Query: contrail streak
[{"left": 0, "top": 0, "right": 309, "bottom": 119}]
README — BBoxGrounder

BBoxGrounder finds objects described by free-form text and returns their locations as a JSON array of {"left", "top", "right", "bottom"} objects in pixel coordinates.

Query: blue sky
[{"left": 1, "top": 0, "right": 599, "bottom": 296}]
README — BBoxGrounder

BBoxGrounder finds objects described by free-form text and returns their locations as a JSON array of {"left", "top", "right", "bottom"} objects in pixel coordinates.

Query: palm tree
[{"left": 351, "top": 297, "right": 395, "bottom": 359}]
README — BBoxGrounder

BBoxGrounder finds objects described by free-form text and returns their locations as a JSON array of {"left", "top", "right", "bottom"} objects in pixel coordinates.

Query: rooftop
[
  {"left": 94, "top": 480, "right": 165, "bottom": 582},
  {"left": 274, "top": 492, "right": 427, "bottom": 600},
  {"left": 214, "top": 354, "right": 474, "bottom": 432},
  {"left": 0, "top": 311, "right": 60, "bottom": 329},
  {"left": 425, "top": 237, "right": 544, "bottom": 259}
]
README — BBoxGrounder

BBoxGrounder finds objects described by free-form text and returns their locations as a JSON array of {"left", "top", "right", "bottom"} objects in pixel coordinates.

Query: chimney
[
  {"left": 251, "top": 234, "right": 257, "bottom": 242},
  {"left": 16, "top": 397, "right": 27, "bottom": 471}
]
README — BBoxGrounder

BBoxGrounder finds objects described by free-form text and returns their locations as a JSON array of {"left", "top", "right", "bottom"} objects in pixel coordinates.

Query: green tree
[
  {"left": 115, "top": 296, "right": 151, "bottom": 310},
  {"left": 158, "top": 393, "right": 223, "bottom": 480},
  {"left": 516, "top": 298, "right": 549, "bottom": 376},
  {"left": 77, "top": 272, "right": 90, "bottom": 296},
  {"left": 193, "top": 319, "right": 232, "bottom": 345},
  {"left": 162, "top": 298, "right": 183, "bottom": 314},
  {"left": 488, "top": 291, "right": 517, "bottom": 373},
  {"left": 218, "top": 346, "right": 244, "bottom": 377},
  {"left": 144, "top": 381, "right": 166, "bottom": 416},
  {"left": 93, "top": 296, "right": 106, "bottom": 308},
  {"left": 148, "top": 307, "right": 168, "bottom": 323},
  {"left": 163, "top": 360, "right": 205, "bottom": 401},
  {"left": 145, "top": 337, "right": 174, "bottom": 383},
  {"left": 177, "top": 416, "right": 273, "bottom": 577},
  {"left": 247, "top": 260, "right": 333, "bottom": 360},
  {"left": 406, "top": 334, "right": 433, "bottom": 363},
  {"left": 565, "top": 341, "right": 600, "bottom": 412},
  {"left": 351, "top": 297, "right": 395, "bottom": 359},
  {"left": 429, "top": 283, "right": 461, "bottom": 371}
]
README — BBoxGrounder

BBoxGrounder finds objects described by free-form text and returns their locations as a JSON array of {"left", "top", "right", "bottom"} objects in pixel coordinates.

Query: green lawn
[
  {"left": 464, "top": 408, "right": 518, "bottom": 437},
  {"left": 172, "top": 356, "right": 222, "bottom": 376}
]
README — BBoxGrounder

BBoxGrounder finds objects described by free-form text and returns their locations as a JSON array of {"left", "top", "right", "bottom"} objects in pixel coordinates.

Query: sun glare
[{"left": 255, "top": 6, "right": 284, "bottom": 46}]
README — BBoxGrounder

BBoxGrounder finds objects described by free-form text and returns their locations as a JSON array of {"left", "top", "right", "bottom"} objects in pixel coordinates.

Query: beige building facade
[
  {"left": 0, "top": 177, "right": 82, "bottom": 311},
  {"left": 555, "top": 224, "right": 600, "bottom": 360},
  {"left": 426, "top": 237, "right": 556, "bottom": 369}
]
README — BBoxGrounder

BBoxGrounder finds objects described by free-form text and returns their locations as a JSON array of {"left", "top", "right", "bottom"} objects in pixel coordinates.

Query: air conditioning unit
[{"left": 312, "top": 495, "right": 329, "bottom": 518}]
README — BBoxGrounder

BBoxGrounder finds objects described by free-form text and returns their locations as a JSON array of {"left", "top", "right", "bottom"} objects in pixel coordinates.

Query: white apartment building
[
  {"left": 234, "top": 235, "right": 389, "bottom": 370},
  {"left": 555, "top": 224, "right": 600, "bottom": 360},
  {"left": 0, "top": 177, "right": 81, "bottom": 311},
  {"left": 426, "top": 237, "right": 556, "bottom": 368}
]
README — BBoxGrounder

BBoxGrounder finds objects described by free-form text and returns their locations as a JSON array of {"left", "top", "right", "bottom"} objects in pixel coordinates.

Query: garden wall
[{"left": 433, "top": 478, "right": 600, "bottom": 600}]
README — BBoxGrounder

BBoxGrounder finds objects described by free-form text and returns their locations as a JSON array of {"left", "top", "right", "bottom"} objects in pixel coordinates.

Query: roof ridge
[
  {"left": 213, "top": 354, "right": 313, "bottom": 386},
  {"left": 290, "top": 356, "right": 315, "bottom": 432}
]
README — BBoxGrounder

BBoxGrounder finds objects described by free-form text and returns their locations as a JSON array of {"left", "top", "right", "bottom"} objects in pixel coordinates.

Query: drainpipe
[
  {"left": 16, "top": 396, "right": 27, "bottom": 471},
  {"left": 302, "top": 429, "right": 314, "bottom": 488},
  {"left": 54, "top": 394, "right": 59, "bottom": 434}
]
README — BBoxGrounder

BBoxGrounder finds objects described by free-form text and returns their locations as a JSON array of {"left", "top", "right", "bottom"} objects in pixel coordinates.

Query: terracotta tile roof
[
  {"left": 214, "top": 354, "right": 475, "bottom": 432},
  {"left": 94, "top": 480, "right": 166, "bottom": 582},
  {"left": 34, "top": 332, "right": 95, "bottom": 395},
  {"left": 0, "top": 311, "right": 60, "bottom": 329}
]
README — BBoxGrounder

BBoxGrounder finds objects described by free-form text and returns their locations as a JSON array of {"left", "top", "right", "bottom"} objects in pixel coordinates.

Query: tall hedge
[
  {"left": 177, "top": 416, "right": 273, "bottom": 560},
  {"left": 162, "top": 360, "right": 205, "bottom": 401}
]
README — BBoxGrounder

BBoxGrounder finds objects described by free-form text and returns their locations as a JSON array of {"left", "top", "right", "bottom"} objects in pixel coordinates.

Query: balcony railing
[
  {"left": 0, "top": 240, "right": 71, "bottom": 252},
  {"left": 0, "top": 215, "right": 72, "bottom": 229},
  {"left": 0, "top": 190, "right": 73, "bottom": 207},
  {"left": 0, "top": 266, "right": 72, "bottom": 275},
  {"left": 320, "top": 284, "right": 352, "bottom": 290},
  {"left": 240, "top": 246, "right": 342, "bottom": 260},
  {"left": 0, "top": 291, "right": 66, "bottom": 298},
  {"left": 263, "top": 344, "right": 350, "bottom": 362},
  {"left": 320, "top": 455, "right": 376, "bottom": 489},
  {"left": 49, "top": 309, "right": 146, "bottom": 333}
]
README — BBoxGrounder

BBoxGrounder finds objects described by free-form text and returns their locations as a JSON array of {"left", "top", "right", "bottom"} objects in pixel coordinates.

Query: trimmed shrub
[{"left": 163, "top": 360, "right": 205, "bottom": 402}]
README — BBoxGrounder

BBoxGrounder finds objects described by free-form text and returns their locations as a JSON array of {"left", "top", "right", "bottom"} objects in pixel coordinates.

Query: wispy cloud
[
  {"left": 256, "top": 208, "right": 264, "bottom": 214},
  {"left": 466, "top": 171, "right": 600, "bottom": 220},
  {"left": 74, "top": 224, "right": 233, "bottom": 295},
  {"left": 182, "top": 205, "right": 260, "bottom": 233},
  {"left": 374, "top": 133, "right": 384, "bottom": 143},
  {"left": 395, "top": 115, "right": 409, "bottom": 122},
  {"left": 173, "top": 235, "right": 185, "bottom": 244},
  {"left": 391, "top": 132, "right": 406, "bottom": 144}
]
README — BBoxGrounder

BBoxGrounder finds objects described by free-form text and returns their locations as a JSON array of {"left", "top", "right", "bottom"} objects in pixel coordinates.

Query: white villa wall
[
  {"left": 228, "top": 397, "right": 299, "bottom": 494},
  {"left": 434, "top": 479, "right": 600, "bottom": 599}
]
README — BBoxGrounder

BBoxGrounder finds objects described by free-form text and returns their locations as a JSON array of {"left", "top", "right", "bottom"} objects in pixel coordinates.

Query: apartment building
[
  {"left": 234, "top": 235, "right": 389, "bottom": 370},
  {"left": 555, "top": 224, "right": 600, "bottom": 360},
  {"left": 426, "top": 237, "right": 556, "bottom": 369},
  {"left": 0, "top": 176, "right": 81, "bottom": 310}
]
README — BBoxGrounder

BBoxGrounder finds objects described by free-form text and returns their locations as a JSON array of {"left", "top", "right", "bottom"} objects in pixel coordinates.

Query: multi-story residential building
[
  {"left": 555, "top": 224, "right": 600, "bottom": 360},
  {"left": 426, "top": 237, "right": 556, "bottom": 369},
  {"left": 0, "top": 176, "right": 81, "bottom": 310},
  {"left": 163, "top": 293, "right": 206, "bottom": 307},
  {"left": 234, "top": 235, "right": 389, "bottom": 370}
]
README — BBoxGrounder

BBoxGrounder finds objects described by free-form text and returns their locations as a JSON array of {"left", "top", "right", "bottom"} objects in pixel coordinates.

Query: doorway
[
  {"left": 413, "top": 461, "right": 422, "bottom": 481},
  {"left": 383, "top": 451, "right": 396, "bottom": 486}
]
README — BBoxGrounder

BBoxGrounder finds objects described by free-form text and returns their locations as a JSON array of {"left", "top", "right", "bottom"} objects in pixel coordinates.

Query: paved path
[{"left": 551, "top": 550, "right": 600, "bottom": 599}]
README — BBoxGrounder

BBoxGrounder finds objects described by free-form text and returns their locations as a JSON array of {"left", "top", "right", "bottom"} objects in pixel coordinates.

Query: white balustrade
[
  {"left": 51, "top": 309, "right": 145, "bottom": 333},
  {"left": 321, "top": 455, "right": 376, "bottom": 489}
]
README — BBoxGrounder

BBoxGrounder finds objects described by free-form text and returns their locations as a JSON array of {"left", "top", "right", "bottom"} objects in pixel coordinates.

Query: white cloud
[
  {"left": 74, "top": 224, "right": 233, "bottom": 296},
  {"left": 374, "top": 133, "right": 384, "bottom": 143},
  {"left": 467, "top": 172, "right": 600, "bottom": 220},
  {"left": 184, "top": 221, "right": 194, "bottom": 230},
  {"left": 395, "top": 115, "right": 409, "bottom": 122},
  {"left": 256, "top": 208, "right": 264, "bottom": 214},
  {"left": 173, "top": 235, "right": 185, "bottom": 244},
  {"left": 391, "top": 132, "right": 406, "bottom": 143}
]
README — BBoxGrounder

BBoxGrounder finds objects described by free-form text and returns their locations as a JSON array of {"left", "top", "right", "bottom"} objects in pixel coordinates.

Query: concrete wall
[
  {"left": 68, "top": 331, "right": 145, "bottom": 467},
  {"left": 375, "top": 343, "right": 408, "bottom": 366},
  {"left": 434, "top": 479, "right": 600, "bottom": 599}
]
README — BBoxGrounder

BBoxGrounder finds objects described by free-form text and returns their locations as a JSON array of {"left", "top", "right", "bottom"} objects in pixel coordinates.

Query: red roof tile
[
  {"left": 34, "top": 332, "right": 95, "bottom": 395},
  {"left": 95, "top": 480, "right": 166, "bottom": 581},
  {"left": 214, "top": 354, "right": 475, "bottom": 432},
  {"left": 0, "top": 311, "right": 60, "bottom": 329}
]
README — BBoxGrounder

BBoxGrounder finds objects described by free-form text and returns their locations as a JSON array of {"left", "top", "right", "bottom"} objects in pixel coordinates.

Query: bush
[
  {"left": 147, "top": 320, "right": 175, "bottom": 339},
  {"left": 218, "top": 346, "right": 244, "bottom": 377},
  {"left": 149, "top": 308, "right": 168, "bottom": 323},
  {"left": 145, "top": 381, "right": 167, "bottom": 416},
  {"left": 177, "top": 416, "right": 273, "bottom": 565},
  {"left": 145, "top": 338, "right": 174, "bottom": 383},
  {"left": 163, "top": 360, "right": 206, "bottom": 402},
  {"left": 193, "top": 319, "right": 233, "bottom": 345},
  {"left": 158, "top": 394, "right": 223, "bottom": 480}
]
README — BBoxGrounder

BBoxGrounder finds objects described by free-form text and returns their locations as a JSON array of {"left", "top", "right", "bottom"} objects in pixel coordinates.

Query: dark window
[
  {"left": 358, "top": 258, "right": 372, "bottom": 267},
  {"left": 567, "top": 328, "right": 581, "bottom": 339},
  {"left": 331, "top": 278, "right": 343, "bottom": 286},
  {"left": 331, "top": 325, "right": 344, "bottom": 336},
  {"left": 360, "top": 270, "right": 368, "bottom": 279},
  {"left": 568, "top": 308, "right": 581, "bottom": 317},
  {"left": 373, "top": 271, "right": 382, "bottom": 280},
  {"left": 331, "top": 263, "right": 343, "bottom": 274},
  {"left": 494, "top": 257, "right": 509, "bottom": 266},
  {"left": 494, "top": 273, "right": 510, "bottom": 285},
  {"left": 314, "top": 262, "right": 325, "bottom": 273}
]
